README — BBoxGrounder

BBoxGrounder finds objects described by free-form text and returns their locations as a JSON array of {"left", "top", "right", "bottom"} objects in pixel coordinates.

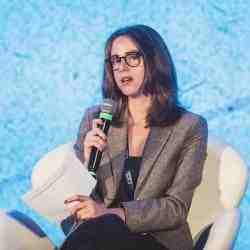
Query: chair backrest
[
  {"left": 31, "top": 138, "right": 248, "bottom": 240},
  {"left": 187, "top": 136, "right": 248, "bottom": 239}
]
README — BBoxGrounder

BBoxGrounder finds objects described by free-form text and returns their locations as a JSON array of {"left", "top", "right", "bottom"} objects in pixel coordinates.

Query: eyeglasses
[{"left": 106, "top": 51, "right": 143, "bottom": 71}]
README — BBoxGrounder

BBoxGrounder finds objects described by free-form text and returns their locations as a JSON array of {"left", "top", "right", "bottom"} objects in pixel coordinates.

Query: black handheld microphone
[{"left": 87, "top": 99, "right": 115, "bottom": 178}]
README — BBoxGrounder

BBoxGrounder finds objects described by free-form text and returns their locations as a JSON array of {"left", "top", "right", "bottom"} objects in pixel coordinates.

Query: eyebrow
[{"left": 110, "top": 50, "right": 140, "bottom": 57}]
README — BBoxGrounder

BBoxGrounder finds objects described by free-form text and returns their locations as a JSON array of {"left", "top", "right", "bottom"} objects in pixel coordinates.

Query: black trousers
[{"left": 60, "top": 214, "right": 168, "bottom": 250}]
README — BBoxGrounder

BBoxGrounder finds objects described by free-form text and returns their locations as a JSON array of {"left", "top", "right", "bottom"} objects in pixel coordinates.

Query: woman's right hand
[{"left": 83, "top": 119, "right": 107, "bottom": 162}]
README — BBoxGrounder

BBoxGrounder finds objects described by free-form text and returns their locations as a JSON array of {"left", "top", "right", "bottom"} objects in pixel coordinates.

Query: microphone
[{"left": 87, "top": 99, "right": 115, "bottom": 177}]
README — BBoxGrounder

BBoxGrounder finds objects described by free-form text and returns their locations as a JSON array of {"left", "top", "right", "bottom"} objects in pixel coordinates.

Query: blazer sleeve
[
  {"left": 74, "top": 108, "right": 91, "bottom": 164},
  {"left": 121, "top": 116, "right": 208, "bottom": 233},
  {"left": 73, "top": 106, "right": 103, "bottom": 203}
]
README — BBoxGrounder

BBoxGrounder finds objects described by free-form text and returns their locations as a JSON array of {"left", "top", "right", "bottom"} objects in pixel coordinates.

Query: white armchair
[
  {"left": 0, "top": 137, "right": 248, "bottom": 250},
  {"left": 188, "top": 136, "right": 248, "bottom": 250},
  {"left": 0, "top": 209, "right": 54, "bottom": 250}
]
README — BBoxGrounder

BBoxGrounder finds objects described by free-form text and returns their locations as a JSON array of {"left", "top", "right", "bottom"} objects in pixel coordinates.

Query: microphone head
[{"left": 101, "top": 99, "right": 116, "bottom": 115}]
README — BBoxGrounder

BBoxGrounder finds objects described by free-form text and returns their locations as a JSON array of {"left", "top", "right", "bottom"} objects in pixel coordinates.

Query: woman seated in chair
[{"left": 61, "top": 24, "right": 208, "bottom": 250}]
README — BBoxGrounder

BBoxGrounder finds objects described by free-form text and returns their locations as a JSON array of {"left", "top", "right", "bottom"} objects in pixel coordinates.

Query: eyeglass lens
[{"left": 109, "top": 51, "right": 142, "bottom": 70}]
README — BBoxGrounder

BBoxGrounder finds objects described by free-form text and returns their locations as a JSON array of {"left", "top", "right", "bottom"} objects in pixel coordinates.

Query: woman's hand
[
  {"left": 84, "top": 119, "right": 107, "bottom": 162},
  {"left": 64, "top": 195, "right": 125, "bottom": 222}
]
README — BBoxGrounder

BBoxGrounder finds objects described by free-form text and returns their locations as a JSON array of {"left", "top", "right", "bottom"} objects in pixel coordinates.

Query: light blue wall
[{"left": 0, "top": 0, "right": 250, "bottom": 248}]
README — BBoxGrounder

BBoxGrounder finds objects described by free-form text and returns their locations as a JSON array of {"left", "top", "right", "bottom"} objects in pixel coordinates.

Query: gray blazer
[{"left": 74, "top": 106, "right": 208, "bottom": 250}]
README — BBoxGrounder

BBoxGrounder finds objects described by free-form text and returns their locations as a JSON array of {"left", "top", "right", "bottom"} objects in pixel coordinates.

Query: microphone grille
[{"left": 101, "top": 99, "right": 116, "bottom": 114}]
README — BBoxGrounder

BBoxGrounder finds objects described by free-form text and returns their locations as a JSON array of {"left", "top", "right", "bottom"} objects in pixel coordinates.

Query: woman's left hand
[
  {"left": 64, "top": 195, "right": 126, "bottom": 222},
  {"left": 64, "top": 195, "right": 109, "bottom": 220}
]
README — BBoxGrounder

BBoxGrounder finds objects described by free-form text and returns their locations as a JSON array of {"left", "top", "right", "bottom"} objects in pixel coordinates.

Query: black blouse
[{"left": 115, "top": 156, "right": 142, "bottom": 204}]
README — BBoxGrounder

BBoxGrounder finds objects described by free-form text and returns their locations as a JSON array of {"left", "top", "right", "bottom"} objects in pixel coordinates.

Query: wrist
[{"left": 109, "top": 208, "right": 125, "bottom": 222}]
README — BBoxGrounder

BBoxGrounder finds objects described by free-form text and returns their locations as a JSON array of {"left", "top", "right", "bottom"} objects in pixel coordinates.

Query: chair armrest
[{"left": 204, "top": 208, "right": 241, "bottom": 250}]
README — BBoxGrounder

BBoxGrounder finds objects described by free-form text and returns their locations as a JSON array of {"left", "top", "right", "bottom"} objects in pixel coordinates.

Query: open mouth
[{"left": 121, "top": 76, "right": 133, "bottom": 84}]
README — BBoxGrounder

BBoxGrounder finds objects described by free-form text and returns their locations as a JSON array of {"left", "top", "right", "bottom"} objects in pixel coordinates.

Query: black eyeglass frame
[{"left": 105, "top": 51, "right": 143, "bottom": 70}]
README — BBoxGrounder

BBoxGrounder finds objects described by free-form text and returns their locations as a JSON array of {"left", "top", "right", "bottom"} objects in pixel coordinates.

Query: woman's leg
[
  {"left": 0, "top": 209, "right": 54, "bottom": 250},
  {"left": 60, "top": 214, "right": 168, "bottom": 250}
]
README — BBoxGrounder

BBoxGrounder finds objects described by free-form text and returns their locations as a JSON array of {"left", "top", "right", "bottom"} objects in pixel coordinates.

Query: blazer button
[{"left": 141, "top": 233, "right": 148, "bottom": 236}]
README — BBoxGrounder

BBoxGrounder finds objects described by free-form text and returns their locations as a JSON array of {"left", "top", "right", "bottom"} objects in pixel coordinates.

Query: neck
[{"left": 127, "top": 95, "right": 152, "bottom": 125}]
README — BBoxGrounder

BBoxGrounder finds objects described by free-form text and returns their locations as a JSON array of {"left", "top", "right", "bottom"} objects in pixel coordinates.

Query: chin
[
  {"left": 120, "top": 89, "right": 138, "bottom": 97},
  {"left": 123, "top": 92, "right": 142, "bottom": 98},
  {"left": 119, "top": 86, "right": 141, "bottom": 97}
]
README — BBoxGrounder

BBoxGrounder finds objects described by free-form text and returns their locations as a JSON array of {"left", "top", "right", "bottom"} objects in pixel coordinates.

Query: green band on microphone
[
  {"left": 100, "top": 112, "right": 113, "bottom": 121},
  {"left": 89, "top": 170, "right": 96, "bottom": 177}
]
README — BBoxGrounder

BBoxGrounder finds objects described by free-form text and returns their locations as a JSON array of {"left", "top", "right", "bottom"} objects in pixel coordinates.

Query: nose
[{"left": 117, "top": 57, "right": 129, "bottom": 72}]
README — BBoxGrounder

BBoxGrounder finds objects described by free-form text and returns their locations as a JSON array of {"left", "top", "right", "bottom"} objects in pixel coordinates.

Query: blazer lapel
[
  {"left": 134, "top": 125, "right": 173, "bottom": 198},
  {"left": 105, "top": 123, "right": 127, "bottom": 198},
  {"left": 101, "top": 118, "right": 174, "bottom": 202}
]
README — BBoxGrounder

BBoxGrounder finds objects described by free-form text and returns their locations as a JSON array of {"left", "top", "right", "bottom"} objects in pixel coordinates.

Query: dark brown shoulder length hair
[{"left": 102, "top": 24, "right": 185, "bottom": 127}]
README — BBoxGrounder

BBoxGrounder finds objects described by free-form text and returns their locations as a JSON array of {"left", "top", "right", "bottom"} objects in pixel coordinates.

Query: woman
[{"left": 62, "top": 24, "right": 208, "bottom": 250}]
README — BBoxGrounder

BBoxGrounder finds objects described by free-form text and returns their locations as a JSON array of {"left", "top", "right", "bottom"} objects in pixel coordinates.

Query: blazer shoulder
[
  {"left": 84, "top": 104, "right": 101, "bottom": 119},
  {"left": 175, "top": 109, "right": 208, "bottom": 131},
  {"left": 77, "top": 104, "right": 101, "bottom": 131}
]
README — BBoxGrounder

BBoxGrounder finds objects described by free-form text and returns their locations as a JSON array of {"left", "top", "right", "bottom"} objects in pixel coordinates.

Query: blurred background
[{"left": 0, "top": 0, "right": 249, "bottom": 248}]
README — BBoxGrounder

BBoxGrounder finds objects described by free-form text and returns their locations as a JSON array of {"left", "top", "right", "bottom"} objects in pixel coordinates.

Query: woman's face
[{"left": 110, "top": 36, "right": 145, "bottom": 97}]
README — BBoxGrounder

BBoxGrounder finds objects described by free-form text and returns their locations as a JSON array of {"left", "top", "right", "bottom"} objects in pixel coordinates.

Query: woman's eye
[
  {"left": 111, "top": 56, "right": 120, "bottom": 64},
  {"left": 128, "top": 54, "right": 138, "bottom": 60}
]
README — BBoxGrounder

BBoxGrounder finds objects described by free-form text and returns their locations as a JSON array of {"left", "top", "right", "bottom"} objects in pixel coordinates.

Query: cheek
[
  {"left": 113, "top": 73, "right": 120, "bottom": 87},
  {"left": 137, "top": 62, "right": 145, "bottom": 79},
  {"left": 135, "top": 67, "right": 145, "bottom": 84},
  {"left": 113, "top": 72, "right": 119, "bottom": 82}
]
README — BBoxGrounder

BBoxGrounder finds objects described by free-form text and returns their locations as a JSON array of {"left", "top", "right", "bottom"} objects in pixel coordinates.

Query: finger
[
  {"left": 91, "top": 127, "right": 107, "bottom": 141},
  {"left": 66, "top": 200, "right": 90, "bottom": 215},
  {"left": 64, "top": 195, "right": 90, "bottom": 204},
  {"left": 84, "top": 134, "right": 104, "bottom": 148},
  {"left": 76, "top": 208, "right": 93, "bottom": 220},
  {"left": 88, "top": 141, "right": 105, "bottom": 152},
  {"left": 88, "top": 135, "right": 106, "bottom": 146},
  {"left": 69, "top": 202, "right": 89, "bottom": 215},
  {"left": 64, "top": 201, "right": 80, "bottom": 213},
  {"left": 85, "top": 138, "right": 106, "bottom": 151},
  {"left": 92, "top": 119, "right": 103, "bottom": 129},
  {"left": 71, "top": 199, "right": 96, "bottom": 213}
]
